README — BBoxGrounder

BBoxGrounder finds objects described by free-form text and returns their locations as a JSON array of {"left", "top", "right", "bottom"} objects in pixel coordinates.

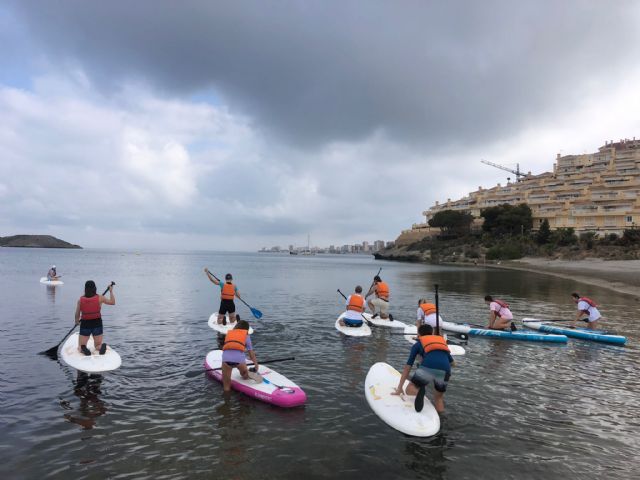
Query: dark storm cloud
[{"left": 8, "top": 1, "right": 640, "bottom": 148}]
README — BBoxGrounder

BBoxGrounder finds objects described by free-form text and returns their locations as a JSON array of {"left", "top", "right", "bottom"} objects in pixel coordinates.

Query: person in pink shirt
[{"left": 484, "top": 295, "right": 515, "bottom": 330}]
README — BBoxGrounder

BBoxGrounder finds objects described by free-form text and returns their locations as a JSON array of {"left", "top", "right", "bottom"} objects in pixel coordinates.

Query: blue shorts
[
  {"left": 411, "top": 367, "right": 450, "bottom": 393},
  {"left": 79, "top": 319, "right": 103, "bottom": 337},
  {"left": 343, "top": 317, "right": 363, "bottom": 327}
]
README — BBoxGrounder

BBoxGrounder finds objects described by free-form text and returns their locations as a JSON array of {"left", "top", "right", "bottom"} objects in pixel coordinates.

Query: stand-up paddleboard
[
  {"left": 40, "top": 277, "right": 63, "bottom": 286},
  {"left": 362, "top": 312, "right": 407, "bottom": 329},
  {"left": 522, "top": 318, "right": 626, "bottom": 345},
  {"left": 365, "top": 362, "right": 440, "bottom": 437},
  {"left": 204, "top": 350, "right": 306, "bottom": 407},
  {"left": 441, "top": 320, "right": 567, "bottom": 343},
  {"left": 208, "top": 314, "right": 254, "bottom": 335},
  {"left": 402, "top": 325, "right": 466, "bottom": 356},
  {"left": 60, "top": 333, "right": 121, "bottom": 373},
  {"left": 335, "top": 313, "right": 372, "bottom": 337}
]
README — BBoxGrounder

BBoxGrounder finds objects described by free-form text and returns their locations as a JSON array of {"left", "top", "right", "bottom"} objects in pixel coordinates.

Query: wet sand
[{"left": 494, "top": 257, "right": 640, "bottom": 300}]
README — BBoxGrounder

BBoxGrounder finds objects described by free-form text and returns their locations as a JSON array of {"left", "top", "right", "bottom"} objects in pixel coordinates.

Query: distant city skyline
[{"left": 259, "top": 239, "right": 394, "bottom": 254}]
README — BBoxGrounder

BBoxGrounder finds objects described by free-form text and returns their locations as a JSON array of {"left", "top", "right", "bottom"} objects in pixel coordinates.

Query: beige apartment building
[{"left": 397, "top": 138, "right": 640, "bottom": 246}]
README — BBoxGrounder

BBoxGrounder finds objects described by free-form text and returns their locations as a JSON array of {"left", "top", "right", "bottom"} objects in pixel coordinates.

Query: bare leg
[
  {"left": 229, "top": 312, "right": 237, "bottom": 323},
  {"left": 404, "top": 382, "right": 420, "bottom": 396},
  {"left": 78, "top": 334, "right": 90, "bottom": 352},
  {"left": 339, "top": 319, "right": 346, "bottom": 326},
  {"left": 492, "top": 317, "right": 511, "bottom": 330},
  {"left": 237, "top": 363, "right": 250, "bottom": 380},
  {"left": 93, "top": 334, "right": 104, "bottom": 352},
  {"left": 587, "top": 320, "right": 598, "bottom": 330},
  {"left": 221, "top": 362, "right": 232, "bottom": 392},
  {"left": 217, "top": 313, "right": 224, "bottom": 325},
  {"left": 433, "top": 390, "right": 445, "bottom": 413}
]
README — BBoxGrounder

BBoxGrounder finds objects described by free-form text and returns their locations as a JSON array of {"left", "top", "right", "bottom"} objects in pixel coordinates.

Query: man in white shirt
[{"left": 416, "top": 298, "right": 443, "bottom": 329}]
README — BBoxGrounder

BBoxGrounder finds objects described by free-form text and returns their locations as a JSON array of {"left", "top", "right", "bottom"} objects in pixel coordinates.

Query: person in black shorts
[
  {"left": 74, "top": 280, "right": 116, "bottom": 355},
  {"left": 204, "top": 269, "right": 242, "bottom": 325}
]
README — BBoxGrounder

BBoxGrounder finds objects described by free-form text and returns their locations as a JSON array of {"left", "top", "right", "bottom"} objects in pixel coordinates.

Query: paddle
[
  {"left": 184, "top": 356, "right": 295, "bottom": 378},
  {"left": 249, "top": 368, "right": 297, "bottom": 394},
  {"left": 522, "top": 319, "right": 580, "bottom": 324},
  {"left": 337, "top": 289, "right": 373, "bottom": 327},
  {"left": 434, "top": 284, "right": 440, "bottom": 336},
  {"left": 40, "top": 282, "right": 115, "bottom": 359},
  {"left": 206, "top": 269, "right": 263, "bottom": 319}
]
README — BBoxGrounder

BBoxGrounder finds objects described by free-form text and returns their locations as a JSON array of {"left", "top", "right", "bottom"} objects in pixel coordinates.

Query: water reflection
[
  {"left": 404, "top": 433, "right": 450, "bottom": 479},
  {"left": 46, "top": 285, "right": 56, "bottom": 303},
  {"left": 215, "top": 395, "right": 252, "bottom": 470},
  {"left": 61, "top": 372, "right": 107, "bottom": 430}
]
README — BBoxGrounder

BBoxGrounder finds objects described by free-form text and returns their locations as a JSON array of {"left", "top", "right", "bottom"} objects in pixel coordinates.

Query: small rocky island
[{"left": 0, "top": 235, "right": 82, "bottom": 249}]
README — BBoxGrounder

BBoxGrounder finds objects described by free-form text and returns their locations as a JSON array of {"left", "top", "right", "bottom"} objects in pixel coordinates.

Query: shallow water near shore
[{"left": 1, "top": 249, "right": 639, "bottom": 479}]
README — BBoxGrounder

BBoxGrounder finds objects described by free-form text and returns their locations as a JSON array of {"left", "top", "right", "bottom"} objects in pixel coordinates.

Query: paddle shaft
[
  {"left": 435, "top": 284, "right": 440, "bottom": 336},
  {"left": 187, "top": 356, "right": 295, "bottom": 377},
  {"left": 337, "top": 289, "right": 373, "bottom": 327}
]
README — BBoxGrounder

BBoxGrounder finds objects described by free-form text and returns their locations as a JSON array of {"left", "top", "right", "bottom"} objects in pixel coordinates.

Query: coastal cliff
[{"left": 0, "top": 235, "right": 82, "bottom": 249}]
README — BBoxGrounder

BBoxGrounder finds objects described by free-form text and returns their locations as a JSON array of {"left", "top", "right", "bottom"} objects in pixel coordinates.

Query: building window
[{"left": 626, "top": 216, "right": 633, "bottom": 223}]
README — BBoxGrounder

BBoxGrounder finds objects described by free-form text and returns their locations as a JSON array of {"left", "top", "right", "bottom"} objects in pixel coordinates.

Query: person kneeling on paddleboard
[
  {"left": 74, "top": 280, "right": 115, "bottom": 356},
  {"left": 484, "top": 295, "right": 516, "bottom": 331},
  {"left": 416, "top": 298, "right": 443, "bottom": 330},
  {"left": 221, "top": 319, "right": 259, "bottom": 393},
  {"left": 366, "top": 275, "right": 392, "bottom": 320},
  {"left": 47, "top": 265, "right": 60, "bottom": 281},
  {"left": 204, "top": 269, "right": 242, "bottom": 326},
  {"left": 339, "top": 286, "right": 366, "bottom": 327},
  {"left": 392, "top": 324, "right": 454, "bottom": 413},
  {"left": 571, "top": 292, "right": 602, "bottom": 330}
]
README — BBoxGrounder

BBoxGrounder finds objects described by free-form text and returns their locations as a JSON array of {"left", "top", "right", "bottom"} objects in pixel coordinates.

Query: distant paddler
[
  {"left": 416, "top": 298, "right": 443, "bottom": 329},
  {"left": 339, "top": 285, "right": 367, "bottom": 327},
  {"left": 204, "top": 268, "right": 242, "bottom": 325},
  {"left": 366, "top": 275, "right": 392, "bottom": 320},
  {"left": 74, "top": 280, "right": 115, "bottom": 355},
  {"left": 484, "top": 295, "right": 516, "bottom": 331},
  {"left": 47, "top": 265, "right": 61, "bottom": 281},
  {"left": 571, "top": 292, "right": 602, "bottom": 329},
  {"left": 392, "top": 324, "right": 454, "bottom": 413}
]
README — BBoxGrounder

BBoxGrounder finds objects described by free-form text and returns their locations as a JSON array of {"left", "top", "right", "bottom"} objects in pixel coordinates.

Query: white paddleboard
[
  {"left": 60, "top": 332, "right": 121, "bottom": 373},
  {"left": 40, "top": 277, "right": 63, "bottom": 285},
  {"left": 208, "top": 314, "right": 254, "bottom": 335},
  {"left": 362, "top": 312, "right": 407, "bottom": 329},
  {"left": 365, "top": 362, "right": 440, "bottom": 437},
  {"left": 403, "top": 325, "right": 465, "bottom": 356},
  {"left": 335, "top": 313, "right": 372, "bottom": 337}
]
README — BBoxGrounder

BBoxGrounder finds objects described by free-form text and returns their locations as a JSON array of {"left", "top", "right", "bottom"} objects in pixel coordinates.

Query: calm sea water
[{"left": 1, "top": 249, "right": 638, "bottom": 479}]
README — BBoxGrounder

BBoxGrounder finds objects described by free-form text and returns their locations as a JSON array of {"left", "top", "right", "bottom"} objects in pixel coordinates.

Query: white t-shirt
[
  {"left": 577, "top": 300, "right": 601, "bottom": 322},
  {"left": 344, "top": 294, "right": 365, "bottom": 321},
  {"left": 416, "top": 308, "right": 443, "bottom": 327},
  {"left": 490, "top": 301, "right": 513, "bottom": 320}
]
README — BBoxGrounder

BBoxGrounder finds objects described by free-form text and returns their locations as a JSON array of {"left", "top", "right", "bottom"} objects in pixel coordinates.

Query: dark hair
[
  {"left": 374, "top": 275, "right": 382, "bottom": 282},
  {"left": 418, "top": 324, "right": 433, "bottom": 336},
  {"left": 484, "top": 295, "right": 493, "bottom": 302},
  {"left": 235, "top": 320, "right": 250, "bottom": 331},
  {"left": 225, "top": 273, "right": 232, "bottom": 280},
  {"left": 235, "top": 314, "right": 241, "bottom": 321},
  {"left": 355, "top": 285, "right": 362, "bottom": 293},
  {"left": 571, "top": 292, "right": 580, "bottom": 299},
  {"left": 84, "top": 280, "right": 97, "bottom": 297}
]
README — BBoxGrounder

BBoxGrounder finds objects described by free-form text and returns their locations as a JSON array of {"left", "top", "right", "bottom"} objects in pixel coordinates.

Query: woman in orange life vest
[
  {"left": 416, "top": 298, "right": 443, "bottom": 329},
  {"left": 221, "top": 319, "right": 259, "bottom": 393},
  {"left": 339, "top": 285, "right": 367, "bottom": 327},
  {"left": 571, "top": 292, "right": 602, "bottom": 329},
  {"left": 74, "top": 280, "right": 115, "bottom": 356},
  {"left": 484, "top": 295, "right": 515, "bottom": 330},
  {"left": 392, "top": 324, "right": 454, "bottom": 413},
  {"left": 204, "top": 268, "right": 242, "bottom": 325},
  {"left": 366, "top": 275, "right": 391, "bottom": 320}
]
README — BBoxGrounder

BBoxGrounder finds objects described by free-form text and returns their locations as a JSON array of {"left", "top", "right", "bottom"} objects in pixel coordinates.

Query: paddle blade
[
  {"left": 40, "top": 345, "right": 60, "bottom": 359},
  {"left": 250, "top": 307, "right": 263, "bottom": 319}
]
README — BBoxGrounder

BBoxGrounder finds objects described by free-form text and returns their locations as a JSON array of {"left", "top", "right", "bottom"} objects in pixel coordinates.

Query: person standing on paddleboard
[
  {"left": 204, "top": 269, "right": 242, "bottom": 326},
  {"left": 74, "top": 280, "right": 115, "bottom": 356},
  {"left": 484, "top": 295, "right": 515, "bottom": 330},
  {"left": 339, "top": 285, "right": 367, "bottom": 327},
  {"left": 221, "top": 319, "right": 259, "bottom": 393},
  {"left": 47, "top": 265, "right": 60, "bottom": 281},
  {"left": 392, "top": 324, "right": 454, "bottom": 413},
  {"left": 366, "top": 275, "right": 391, "bottom": 320},
  {"left": 416, "top": 298, "right": 443, "bottom": 329},
  {"left": 571, "top": 292, "right": 602, "bottom": 329}
]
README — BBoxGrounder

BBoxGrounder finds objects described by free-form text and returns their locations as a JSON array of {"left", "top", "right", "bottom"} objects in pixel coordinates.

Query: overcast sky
[{"left": 1, "top": 1, "right": 639, "bottom": 250}]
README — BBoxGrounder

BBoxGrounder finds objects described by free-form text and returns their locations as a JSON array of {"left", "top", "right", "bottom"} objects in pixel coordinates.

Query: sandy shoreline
[{"left": 493, "top": 257, "right": 640, "bottom": 300}]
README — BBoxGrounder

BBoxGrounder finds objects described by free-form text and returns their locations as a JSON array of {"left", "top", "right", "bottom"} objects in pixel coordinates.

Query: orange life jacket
[
  {"left": 80, "top": 295, "right": 101, "bottom": 320},
  {"left": 420, "top": 303, "right": 437, "bottom": 316},
  {"left": 419, "top": 335, "right": 450, "bottom": 354},
  {"left": 375, "top": 281, "right": 389, "bottom": 300},
  {"left": 223, "top": 329, "right": 248, "bottom": 351},
  {"left": 579, "top": 297, "right": 598, "bottom": 308},
  {"left": 221, "top": 282, "right": 236, "bottom": 300},
  {"left": 347, "top": 294, "right": 364, "bottom": 312}
]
